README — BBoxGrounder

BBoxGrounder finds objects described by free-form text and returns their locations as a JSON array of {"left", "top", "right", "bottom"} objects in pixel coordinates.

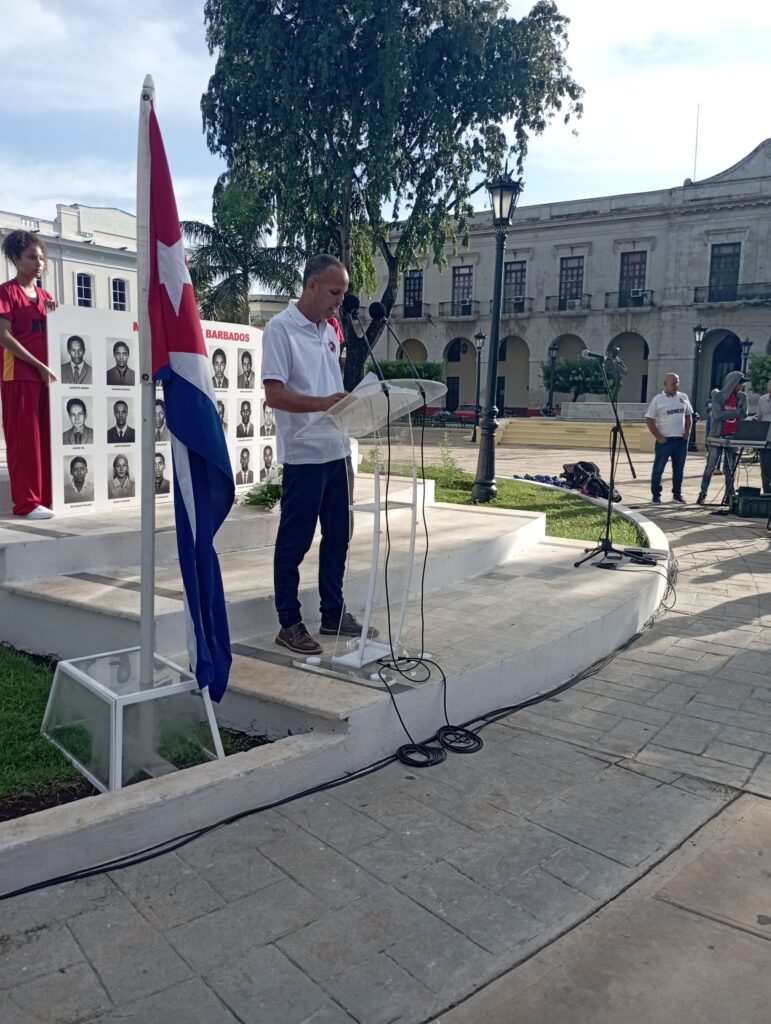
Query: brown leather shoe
[{"left": 275, "top": 622, "right": 323, "bottom": 656}]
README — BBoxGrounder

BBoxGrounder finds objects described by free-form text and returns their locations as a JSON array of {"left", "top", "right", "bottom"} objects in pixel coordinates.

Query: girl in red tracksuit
[{"left": 0, "top": 230, "right": 58, "bottom": 519}]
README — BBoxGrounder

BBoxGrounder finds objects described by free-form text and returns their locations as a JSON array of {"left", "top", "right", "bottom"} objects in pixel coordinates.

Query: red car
[{"left": 452, "top": 404, "right": 480, "bottom": 422}]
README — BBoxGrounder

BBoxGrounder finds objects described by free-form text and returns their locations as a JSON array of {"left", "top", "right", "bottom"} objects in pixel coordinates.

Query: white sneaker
[{"left": 25, "top": 505, "right": 55, "bottom": 520}]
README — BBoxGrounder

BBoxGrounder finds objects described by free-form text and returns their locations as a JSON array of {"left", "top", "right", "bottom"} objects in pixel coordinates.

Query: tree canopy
[
  {"left": 542, "top": 356, "right": 620, "bottom": 402},
  {"left": 182, "top": 174, "right": 301, "bottom": 325},
  {"left": 201, "top": 0, "right": 582, "bottom": 383},
  {"left": 747, "top": 353, "right": 771, "bottom": 395}
]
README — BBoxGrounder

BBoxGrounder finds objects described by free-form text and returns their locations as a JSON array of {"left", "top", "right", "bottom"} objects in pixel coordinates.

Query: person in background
[
  {"left": 644, "top": 372, "right": 692, "bottom": 504},
  {"left": 697, "top": 370, "right": 748, "bottom": 504},
  {"left": 0, "top": 230, "right": 57, "bottom": 519},
  {"left": 755, "top": 377, "right": 771, "bottom": 494}
]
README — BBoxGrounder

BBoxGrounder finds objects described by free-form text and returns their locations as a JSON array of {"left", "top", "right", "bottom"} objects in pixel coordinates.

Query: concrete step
[
  {"left": 0, "top": 502, "right": 544, "bottom": 660},
  {"left": 498, "top": 419, "right": 707, "bottom": 452}
]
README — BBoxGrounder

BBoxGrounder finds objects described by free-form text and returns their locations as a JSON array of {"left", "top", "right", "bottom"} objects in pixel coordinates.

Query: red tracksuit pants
[{"left": 1, "top": 380, "right": 52, "bottom": 516}]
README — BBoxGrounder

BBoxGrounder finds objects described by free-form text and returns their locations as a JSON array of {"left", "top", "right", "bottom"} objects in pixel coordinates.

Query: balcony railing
[
  {"left": 694, "top": 283, "right": 771, "bottom": 304},
  {"left": 438, "top": 300, "right": 480, "bottom": 318},
  {"left": 390, "top": 302, "right": 432, "bottom": 319},
  {"left": 545, "top": 294, "right": 592, "bottom": 313},
  {"left": 605, "top": 289, "right": 654, "bottom": 309},
  {"left": 492, "top": 296, "right": 534, "bottom": 316}
]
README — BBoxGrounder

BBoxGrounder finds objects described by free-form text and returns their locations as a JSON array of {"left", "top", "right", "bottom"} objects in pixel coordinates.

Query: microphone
[
  {"left": 368, "top": 302, "right": 426, "bottom": 401},
  {"left": 582, "top": 349, "right": 609, "bottom": 361},
  {"left": 342, "top": 293, "right": 385, "bottom": 381}
]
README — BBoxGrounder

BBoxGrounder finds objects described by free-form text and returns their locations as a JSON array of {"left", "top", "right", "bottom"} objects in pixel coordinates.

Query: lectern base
[{"left": 331, "top": 640, "right": 433, "bottom": 670}]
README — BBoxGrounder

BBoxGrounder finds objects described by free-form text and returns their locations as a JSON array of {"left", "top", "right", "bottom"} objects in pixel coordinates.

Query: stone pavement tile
[
  {"left": 276, "top": 888, "right": 434, "bottom": 983},
  {"left": 0, "top": 875, "right": 121, "bottom": 935},
  {"left": 674, "top": 636, "right": 752, "bottom": 659},
  {"left": 207, "top": 944, "right": 355, "bottom": 1024},
  {"left": 437, "top": 893, "right": 771, "bottom": 1024},
  {"left": 498, "top": 730, "right": 614, "bottom": 776},
  {"left": 344, "top": 815, "right": 478, "bottom": 884},
  {"left": 68, "top": 899, "right": 192, "bottom": 1005},
  {"left": 7, "top": 961, "right": 111, "bottom": 1024},
  {"left": 532, "top": 702, "right": 622, "bottom": 734},
  {"left": 718, "top": 725, "right": 771, "bottom": 755},
  {"left": 599, "top": 717, "right": 660, "bottom": 755},
  {"left": 324, "top": 952, "right": 437, "bottom": 1024},
  {"left": 655, "top": 799, "right": 771, "bottom": 940},
  {"left": 223, "top": 806, "right": 313, "bottom": 847},
  {"left": 88, "top": 977, "right": 241, "bottom": 1024},
  {"left": 396, "top": 773, "right": 518, "bottom": 833},
  {"left": 526, "top": 798, "right": 663, "bottom": 868},
  {"left": 443, "top": 820, "right": 567, "bottom": 892},
  {"left": 686, "top": 700, "right": 771, "bottom": 736},
  {"left": 395, "top": 861, "right": 539, "bottom": 955},
  {"left": 498, "top": 709, "right": 605, "bottom": 746},
  {"left": 591, "top": 660, "right": 672, "bottom": 689},
  {"left": 278, "top": 792, "right": 389, "bottom": 853},
  {"left": 346, "top": 791, "right": 469, "bottom": 835},
  {"left": 259, "top": 830, "right": 381, "bottom": 909},
  {"left": 175, "top": 821, "right": 290, "bottom": 902},
  {"left": 110, "top": 852, "right": 226, "bottom": 929},
  {"left": 0, "top": 923, "right": 83, "bottom": 990},
  {"left": 575, "top": 676, "right": 662, "bottom": 705},
  {"left": 540, "top": 842, "right": 637, "bottom": 900},
  {"left": 746, "top": 754, "right": 771, "bottom": 797},
  {"left": 583, "top": 692, "right": 673, "bottom": 726},
  {"left": 647, "top": 681, "right": 701, "bottom": 712},
  {"left": 386, "top": 912, "right": 497, "bottom": 995},
  {"left": 692, "top": 679, "right": 756, "bottom": 709},
  {"left": 636, "top": 745, "right": 752, "bottom": 787},
  {"left": 500, "top": 865, "right": 596, "bottom": 926},
  {"left": 616, "top": 758, "right": 681, "bottom": 783},
  {"left": 167, "top": 878, "right": 326, "bottom": 973},
  {"left": 651, "top": 714, "right": 723, "bottom": 755},
  {"left": 723, "top": 649, "right": 771, "bottom": 676},
  {"left": 702, "top": 740, "right": 763, "bottom": 770},
  {"left": 333, "top": 763, "right": 429, "bottom": 811}
]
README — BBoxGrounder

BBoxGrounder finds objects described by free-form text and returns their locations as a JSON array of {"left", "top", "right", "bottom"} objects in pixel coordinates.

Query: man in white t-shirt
[
  {"left": 755, "top": 378, "right": 771, "bottom": 494},
  {"left": 261, "top": 254, "right": 376, "bottom": 655},
  {"left": 645, "top": 372, "right": 693, "bottom": 504}
]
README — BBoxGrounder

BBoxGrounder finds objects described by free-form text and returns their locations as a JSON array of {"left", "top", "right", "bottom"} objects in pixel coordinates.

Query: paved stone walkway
[{"left": 1, "top": 435, "right": 770, "bottom": 1023}]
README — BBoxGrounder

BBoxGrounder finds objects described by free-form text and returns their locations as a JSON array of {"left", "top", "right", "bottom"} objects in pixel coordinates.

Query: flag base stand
[{"left": 42, "top": 647, "right": 225, "bottom": 792}]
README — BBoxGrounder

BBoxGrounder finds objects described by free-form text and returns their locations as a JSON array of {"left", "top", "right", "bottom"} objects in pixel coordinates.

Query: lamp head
[
  {"left": 474, "top": 330, "right": 486, "bottom": 352},
  {"left": 548, "top": 341, "right": 559, "bottom": 359},
  {"left": 487, "top": 172, "right": 524, "bottom": 227},
  {"left": 693, "top": 321, "right": 707, "bottom": 346}
]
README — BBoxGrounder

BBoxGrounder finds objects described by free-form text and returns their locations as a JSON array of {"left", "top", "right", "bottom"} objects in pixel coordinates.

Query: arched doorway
[
  {"left": 608, "top": 332, "right": 650, "bottom": 402},
  {"left": 709, "top": 331, "right": 741, "bottom": 391},
  {"left": 443, "top": 337, "right": 475, "bottom": 411},
  {"left": 498, "top": 335, "right": 530, "bottom": 413},
  {"left": 396, "top": 339, "right": 428, "bottom": 363},
  {"left": 552, "top": 333, "right": 585, "bottom": 359}
]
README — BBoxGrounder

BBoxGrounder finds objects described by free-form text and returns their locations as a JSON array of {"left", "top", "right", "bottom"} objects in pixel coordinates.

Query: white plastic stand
[{"left": 297, "top": 376, "right": 446, "bottom": 668}]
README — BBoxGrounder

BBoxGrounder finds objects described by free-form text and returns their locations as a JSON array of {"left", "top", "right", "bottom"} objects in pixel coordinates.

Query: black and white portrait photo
[
  {"left": 60, "top": 334, "right": 93, "bottom": 385},
  {"left": 261, "top": 399, "right": 275, "bottom": 436},
  {"left": 154, "top": 451, "right": 171, "bottom": 495},
  {"left": 107, "top": 398, "right": 135, "bottom": 443},
  {"left": 211, "top": 348, "right": 229, "bottom": 390},
  {"left": 260, "top": 443, "right": 279, "bottom": 483},
  {"left": 235, "top": 447, "right": 253, "bottom": 485},
  {"left": 155, "top": 398, "right": 169, "bottom": 441},
  {"left": 236, "top": 399, "right": 254, "bottom": 438},
  {"left": 237, "top": 348, "right": 255, "bottom": 389},
  {"left": 106, "top": 338, "right": 135, "bottom": 386},
  {"left": 108, "top": 453, "right": 136, "bottom": 499},
  {"left": 63, "top": 455, "right": 94, "bottom": 504},
  {"left": 62, "top": 396, "right": 94, "bottom": 445},
  {"left": 216, "top": 400, "right": 227, "bottom": 432}
]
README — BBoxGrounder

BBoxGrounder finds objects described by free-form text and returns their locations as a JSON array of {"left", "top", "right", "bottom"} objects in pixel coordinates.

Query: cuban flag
[{"left": 140, "top": 83, "right": 235, "bottom": 701}]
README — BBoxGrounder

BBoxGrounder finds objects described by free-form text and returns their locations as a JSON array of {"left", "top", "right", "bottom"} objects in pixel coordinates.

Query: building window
[
  {"left": 498, "top": 339, "right": 507, "bottom": 363},
  {"left": 112, "top": 278, "right": 128, "bottom": 311},
  {"left": 403, "top": 270, "right": 423, "bottom": 317},
  {"left": 619, "top": 251, "right": 647, "bottom": 306},
  {"left": 451, "top": 266, "right": 473, "bottom": 316},
  {"left": 446, "top": 376, "right": 460, "bottom": 411},
  {"left": 76, "top": 273, "right": 93, "bottom": 307},
  {"left": 496, "top": 376, "right": 505, "bottom": 412},
  {"left": 709, "top": 243, "right": 740, "bottom": 302},
  {"left": 503, "top": 260, "right": 526, "bottom": 313},
  {"left": 558, "top": 256, "right": 584, "bottom": 310},
  {"left": 446, "top": 338, "right": 462, "bottom": 362}
]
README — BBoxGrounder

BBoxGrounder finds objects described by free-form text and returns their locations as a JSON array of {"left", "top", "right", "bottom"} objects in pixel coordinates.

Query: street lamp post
[
  {"left": 545, "top": 340, "right": 559, "bottom": 416},
  {"left": 689, "top": 321, "right": 707, "bottom": 452},
  {"left": 471, "top": 330, "right": 486, "bottom": 443},
  {"left": 741, "top": 336, "right": 753, "bottom": 375},
  {"left": 472, "top": 173, "right": 524, "bottom": 502}
]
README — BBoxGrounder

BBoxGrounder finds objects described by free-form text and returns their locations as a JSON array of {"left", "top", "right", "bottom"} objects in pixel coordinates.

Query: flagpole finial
[{"left": 141, "top": 75, "right": 155, "bottom": 102}]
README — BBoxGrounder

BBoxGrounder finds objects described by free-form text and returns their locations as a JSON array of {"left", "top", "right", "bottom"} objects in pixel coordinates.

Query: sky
[{"left": 1, "top": 0, "right": 770, "bottom": 224}]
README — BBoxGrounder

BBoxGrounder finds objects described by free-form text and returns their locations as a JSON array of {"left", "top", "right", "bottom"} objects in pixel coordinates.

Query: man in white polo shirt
[
  {"left": 645, "top": 372, "right": 693, "bottom": 504},
  {"left": 262, "top": 254, "right": 374, "bottom": 655}
]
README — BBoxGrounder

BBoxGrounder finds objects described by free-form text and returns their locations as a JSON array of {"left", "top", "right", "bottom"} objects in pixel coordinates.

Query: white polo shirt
[
  {"left": 645, "top": 390, "right": 693, "bottom": 437},
  {"left": 261, "top": 301, "right": 351, "bottom": 465}
]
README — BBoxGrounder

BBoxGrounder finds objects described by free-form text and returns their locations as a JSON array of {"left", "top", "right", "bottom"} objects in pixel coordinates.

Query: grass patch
[
  {"left": 360, "top": 460, "right": 646, "bottom": 546},
  {"left": 0, "top": 646, "right": 269, "bottom": 821}
]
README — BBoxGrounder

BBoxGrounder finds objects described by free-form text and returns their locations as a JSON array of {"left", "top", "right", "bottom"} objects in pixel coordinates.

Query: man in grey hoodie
[{"left": 696, "top": 370, "right": 748, "bottom": 504}]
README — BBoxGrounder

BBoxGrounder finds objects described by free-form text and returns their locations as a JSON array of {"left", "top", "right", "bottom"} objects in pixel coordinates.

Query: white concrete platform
[{"left": 0, "top": 477, "right": 671, "bottom": 896}]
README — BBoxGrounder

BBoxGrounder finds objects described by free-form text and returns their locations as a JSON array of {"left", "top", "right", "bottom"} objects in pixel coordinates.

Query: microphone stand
[
  {"left": 375, "top": 314, "right": 427, "bottom": 406},
  {"left": 574, "top": 356, "right": 651, "bottom": 570}
]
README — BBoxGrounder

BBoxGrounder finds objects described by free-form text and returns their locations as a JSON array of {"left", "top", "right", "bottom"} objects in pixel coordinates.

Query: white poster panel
[{"left": 49, "top": 307, "right": 264, "bottom": 514}]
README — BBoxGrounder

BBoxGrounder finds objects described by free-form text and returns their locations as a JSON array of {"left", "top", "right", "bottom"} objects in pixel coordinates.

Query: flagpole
[{"left": 137, "top": 75, "right": 156, "bottom": 688}]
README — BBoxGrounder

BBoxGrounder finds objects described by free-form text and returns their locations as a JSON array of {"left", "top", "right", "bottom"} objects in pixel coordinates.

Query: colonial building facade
[{"left": 377, "top": 140, "right": 771, "bottom": 415}]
